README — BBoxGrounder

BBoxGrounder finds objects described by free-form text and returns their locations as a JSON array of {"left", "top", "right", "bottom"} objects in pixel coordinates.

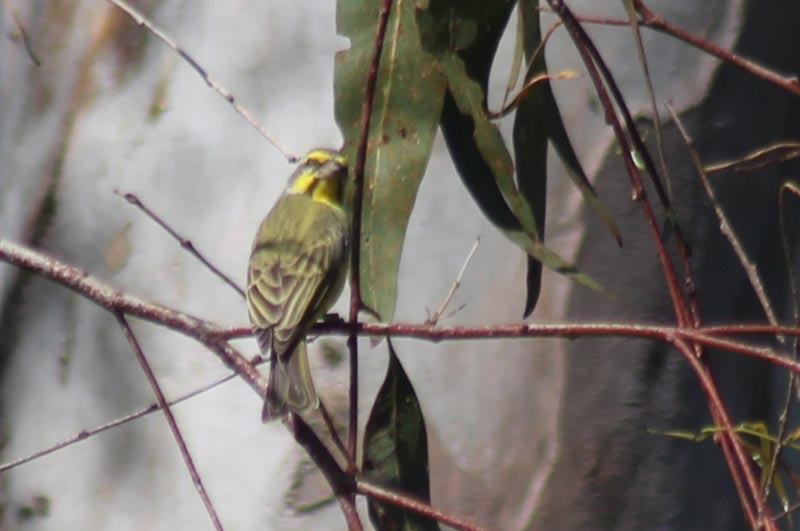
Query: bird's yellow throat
[{"left": 288, "top": 150, "right": 346, "bottom": 208}]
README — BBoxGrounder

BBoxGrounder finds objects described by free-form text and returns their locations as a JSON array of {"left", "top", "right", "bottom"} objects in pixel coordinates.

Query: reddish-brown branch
[
  {"left": 1, "top": 236, "right": 795, "bottom": 528},
  {"left": 347, "top": 0, "right": 394, "bottom": 468},
  {"left": 214, "top": 320, "right": 800, "bottom": 342},
  {"left": 3, "top": 235, "right": 798, "bottom": 374},
  {"left": 115, "top": 313, "right": 224, "bottom": 531},
  {"left": 357, "top": 477, "right": 485, "bottom": 531},
  {"left": 546, "top": 4, "right": 800, "bottom": 97},
  {"left": 632, "top": 0, "right": 800, "bottom": 97},
  {"left": 671, "top": 338, "right": 761, "bottom": 528},
  {"left": 287, "top": 415, "right": 362, "bottom": 531},
  {"left": 543, "top": 1, "right": 775, "bottom": 526},
  {"left": 544, "top": 0, "right": 689, "bottom": 324}
]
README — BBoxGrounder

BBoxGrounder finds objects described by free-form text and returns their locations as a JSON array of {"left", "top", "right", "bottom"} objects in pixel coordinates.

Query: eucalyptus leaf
[
  {"left": 335, "top": 0, "right": 446, "bottom": 321},
  {"left": 514, "top": 1, "right": 548, "bottom": 316},
  {"left": 418, "top": 0, "right": 605, "bottom": 313},
  {"left": 363, "top": 340, "right": 439, "bottom": 531},
  {"left": 519, "top": 0, "right": 621, "bottom": 248}
]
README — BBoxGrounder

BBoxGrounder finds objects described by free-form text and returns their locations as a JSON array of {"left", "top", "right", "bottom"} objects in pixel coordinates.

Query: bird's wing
[{"left": 247, "top": 231, "right": 342, "bottom": 357}]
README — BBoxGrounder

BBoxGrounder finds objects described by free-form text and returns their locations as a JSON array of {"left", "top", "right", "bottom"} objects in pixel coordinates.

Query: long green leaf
[
  {"left": 363, "top": 340, "right": 439, "bottom": 531},
  {"left": 417, "top": 0, "right": 604, "bottom": 313},
  {"left": 335, "top": 0, "right": 447, "bottom": 321},
  {"left": 513, "top": 1, "right": 548, "bottom": 316},
  {"left": 442, "top": 52, "right": 606, "bottom": 296},
  {"left": 519, "top": 0, "right": 621, "bottom": 248}
]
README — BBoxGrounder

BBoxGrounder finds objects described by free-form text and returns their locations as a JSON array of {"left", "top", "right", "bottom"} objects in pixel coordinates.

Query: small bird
[{"left": 246, "top": 149, "right": 349, "bottom": 421}]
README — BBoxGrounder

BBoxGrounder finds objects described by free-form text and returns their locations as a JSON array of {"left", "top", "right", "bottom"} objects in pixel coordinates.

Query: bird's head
[{"left": 287, "top": 149, "right": 348, "bottom": 207}]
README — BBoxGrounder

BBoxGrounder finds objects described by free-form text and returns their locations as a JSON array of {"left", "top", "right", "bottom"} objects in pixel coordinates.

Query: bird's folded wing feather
[{"left": 247, "top": 237, "right": 336, "bottom": 357}]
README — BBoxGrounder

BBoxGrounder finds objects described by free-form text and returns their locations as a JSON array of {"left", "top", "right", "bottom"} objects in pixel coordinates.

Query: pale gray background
[{"left": 4, "top": 1, "right": 792, "bottom": 530}]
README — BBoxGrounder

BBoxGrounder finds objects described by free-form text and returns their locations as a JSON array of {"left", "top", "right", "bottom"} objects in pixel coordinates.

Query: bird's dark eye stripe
[{"left": 303, "top": 158, "right": 322, "bottom": 170}]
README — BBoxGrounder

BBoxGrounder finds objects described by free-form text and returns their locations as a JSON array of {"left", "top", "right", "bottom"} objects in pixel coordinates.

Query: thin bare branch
[
  {"left": 104, "top": 0, "right": 297, "bottom": 162},
  {"left": 764, "top": 182, "right": 800, "bottom": 501},
  {"left": 319, "top": 401, "right": 357, "bottom": 471},
  {"left": 0, "top": 373, "right": 235, "bottom": 474},
  {"left": 621, "top": 0, "right": 674, "bottom": 205},
  {"left": 667, "top": 104, "right": 783, "bottom": 338},
  {"left": 115, "top": 190, "right": 245, "bottom": 298},
  {"left": 286, "top": 415, "right": 363, "bottom": 531},
  {"left": 4, "top": 235, "right": 800, "bottom": 374},
  {"left": 357, "top": 477, "right": 485, "bottom": 531},
  {"left": 115, "top": 312, "right": 224, "bottom": 531},
  {"left": 426, "top": 237, "right": 480, "bottom": 325},
  {"left": 705, "top": 142, "right": 800, "bottom": 174},
  {"left": 3, "top": 0, "right": 41, "bottom": 66},
  {"left": 632, "top": 0, "right": 800, "bottom": 97},
  {"left": 0, "top": 237, "right": 266, "bottom": 398},
  {"left": 548, "top": 3, "right": 800, "bottom": 97}
]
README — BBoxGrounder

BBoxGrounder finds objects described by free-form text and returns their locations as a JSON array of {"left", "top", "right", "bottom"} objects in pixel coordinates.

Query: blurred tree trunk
[{"left": 530, "top": 1, "right": 800, "bottom": 529}]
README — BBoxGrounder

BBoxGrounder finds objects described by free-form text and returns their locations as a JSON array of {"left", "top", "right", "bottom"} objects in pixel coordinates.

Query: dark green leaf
[
  {"left": 514, "top": 1, "right": 548, "bottom": 316},
  {"left": 417, "top": 0, "right": 522, "bottom": 235},
  {"left": 363, "top": 340, "right": 439, "bottom": 531},
  {"left": 335, "top": 0, "right": 447, "bottom": 321},
  {"left": 418, "top": 0, "right": 605, "bottom": 312},
  {"left": 519, "top": 0, "right": 621, "bottom": 250}
]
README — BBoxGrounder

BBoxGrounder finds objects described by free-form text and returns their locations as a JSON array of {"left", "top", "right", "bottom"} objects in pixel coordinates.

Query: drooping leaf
[
  {"left": 417, "top": 0, "right": 521, "bottom": 235},
  {"left": 518, "top": 0, "right": 621, "bottom": 249},
  {"left": 335, "top": 0, "right": 447, "bottom": 322},
  {"left": 513, "top": 1, "right": 548, "bottom": 316},
  {"left": 417, "top": 0, "right": 605, "bottom": 314},
  {"left": 442, "top": 52, "right": 606, "bottom": 296},
  {"left": 363, "top": 339, "right": 439, "bottom": 531}
]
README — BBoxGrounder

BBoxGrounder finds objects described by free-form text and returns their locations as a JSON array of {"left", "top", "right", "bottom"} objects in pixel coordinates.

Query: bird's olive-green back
[{"left": 247, "top": 192, "right": 348, "bottom": 357}]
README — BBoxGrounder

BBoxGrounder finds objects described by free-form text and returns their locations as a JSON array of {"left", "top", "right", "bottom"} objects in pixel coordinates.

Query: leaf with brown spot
[{"left": 335, "top": 0, "right": 447, "bottom": 322}]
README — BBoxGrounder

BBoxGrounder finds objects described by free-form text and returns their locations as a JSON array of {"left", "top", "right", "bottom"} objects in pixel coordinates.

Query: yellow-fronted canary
[{"left": 246, "top": 149, "right": 349, "bottom": 420}]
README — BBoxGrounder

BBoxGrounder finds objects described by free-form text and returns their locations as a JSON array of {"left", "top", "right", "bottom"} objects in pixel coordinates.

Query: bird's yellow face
[{"left": 287, "top": 149, "right": 347, "bottom": 208}]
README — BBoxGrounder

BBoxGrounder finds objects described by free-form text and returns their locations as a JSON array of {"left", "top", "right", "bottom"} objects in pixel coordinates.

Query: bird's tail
[{"left": 262, "top": 339, "right": 319, "bottom": 421}]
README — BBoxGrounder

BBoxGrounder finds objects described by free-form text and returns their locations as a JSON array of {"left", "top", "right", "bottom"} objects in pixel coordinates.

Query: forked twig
[{"left": 427, "top": 237, "right": 480, "bottom": 325}]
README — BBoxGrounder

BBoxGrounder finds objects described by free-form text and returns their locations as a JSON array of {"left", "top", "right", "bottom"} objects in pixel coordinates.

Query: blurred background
[{"left": 2, "top": 1, "right": 798, "bottom": 529}]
